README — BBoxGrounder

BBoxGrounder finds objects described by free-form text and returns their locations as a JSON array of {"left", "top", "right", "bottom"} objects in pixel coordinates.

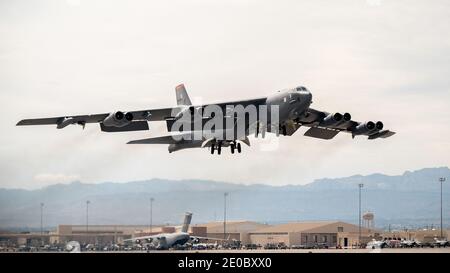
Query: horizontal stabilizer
[
  {"left": 127, "top": 134, "right": 191, "bottom": 144},
  {"left": 100, "top": 121, "right": 149, "bottom": 132},
  {"left": 304, "top": 127, "right": 339, "bottom": 140},
  {"left": 285, "top": 123, "right": 301, "bottom": 136}
]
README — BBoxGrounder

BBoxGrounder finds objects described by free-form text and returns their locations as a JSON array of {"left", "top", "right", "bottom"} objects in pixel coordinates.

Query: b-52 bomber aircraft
[{"left": 17, "top": 84, "right": 395, "bottom": 154}]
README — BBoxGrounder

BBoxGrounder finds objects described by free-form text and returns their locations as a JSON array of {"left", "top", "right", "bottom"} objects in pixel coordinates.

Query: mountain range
[{"left": 0, "top": 167, "right": 449, "bottom": 231}]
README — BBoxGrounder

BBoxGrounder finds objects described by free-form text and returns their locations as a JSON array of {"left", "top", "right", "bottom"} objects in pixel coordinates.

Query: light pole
[
  {"left": 150, "top": 197, "right": 154, "bottom": 233},
  {"left": 224, "top": 192, "right": 228, "bottom": 240},
  {"left": 86, "top": 200, "right": 90, "bottom": 243},
  {"left": 40, "top": 202, "right": 44, "bottom": 235},
  {"left": 358, "top": 183, "right": 364, "bottom": 246},
  {"left": 439, "top": 177, "right": 445, "bottom": 239},
  {"left": 40, "top": 202, "right": 44, "bottom": 245}
]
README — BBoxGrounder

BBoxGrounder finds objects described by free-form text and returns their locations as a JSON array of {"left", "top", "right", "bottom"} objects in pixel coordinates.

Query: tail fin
[
  {"left": 181, "top": 212, "right": 193, "bottom": 233},
  {"left": 175, "top": 84, "right": 192, "bottom": 106}
]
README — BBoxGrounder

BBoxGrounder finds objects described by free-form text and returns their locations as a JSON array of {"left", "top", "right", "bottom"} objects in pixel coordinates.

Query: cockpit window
[{"left": 296, "top": 86, "right": 307, "bottom": 91}]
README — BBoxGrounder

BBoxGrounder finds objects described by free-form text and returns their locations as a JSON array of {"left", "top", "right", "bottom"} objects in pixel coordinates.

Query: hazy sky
[{"left": 1, "top": 0, "right": 449, "bottom": 189}]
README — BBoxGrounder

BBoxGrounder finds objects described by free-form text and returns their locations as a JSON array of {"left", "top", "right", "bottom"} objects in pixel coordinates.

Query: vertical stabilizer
[
  {"left": 181, "top": 212, "right": 193, "bottom": 233},
  {"left": 175, "top": 84, "right": 192, "bottom": 106}
]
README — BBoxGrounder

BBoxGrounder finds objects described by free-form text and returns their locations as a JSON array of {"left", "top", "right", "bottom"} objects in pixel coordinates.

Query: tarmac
[{"left": 91, "top": 248, "right": 450, "bottom": 253}]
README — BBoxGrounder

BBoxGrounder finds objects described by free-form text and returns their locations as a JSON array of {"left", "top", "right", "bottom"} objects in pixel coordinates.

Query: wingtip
[
  {"left": 385, "top": 130, "right": 396, "bottom": 138},
  {"left": 16, "top": 120, "right": 25, "bottom": 126}
]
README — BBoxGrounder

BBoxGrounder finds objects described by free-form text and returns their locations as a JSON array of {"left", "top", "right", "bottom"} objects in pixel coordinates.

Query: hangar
[
  {"left": 248, "top": 221, "right": 380, "bottom": 248},
  {"left": 193, "top": 221, "right": 270, "bottom": 242},
  {"left": 54, "top": 224, "right": 154, "bottom": 244}
]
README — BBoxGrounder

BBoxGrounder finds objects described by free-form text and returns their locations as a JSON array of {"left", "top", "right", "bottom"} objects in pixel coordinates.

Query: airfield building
[
  {"left": 0, "top": 221, "right": 382, "bottom": 247},
  {"left": 248, "top": 221, "right": 380, "bottom": 247},
  {"left": 54, "top": 225, "right": 156, "bottom": 244},
  {"left": 193, "top": 221, "right": 270, "bottom": 242}
]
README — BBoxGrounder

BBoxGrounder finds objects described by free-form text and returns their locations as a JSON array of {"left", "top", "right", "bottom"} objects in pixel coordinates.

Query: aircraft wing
[
  {"left": 16, "top": 97, "right": 266, "bottom": 130},
  {"left": 16, "top": 108, "right": 176, "bottom": 127},
  {"left": 17, "top": 113, "right": 109, "bottom": 126},
  {"left": 297, "top": 107, "right": 396, "bottom": 140},
  {"left": 198, "top": 97, "right": 267, "bottom": 111},
  {"left": 190, "top": 236, "right": 234, "bottom": 242},
  {"left": 123, "top": 235, "right": 157, "bottom": 243}
]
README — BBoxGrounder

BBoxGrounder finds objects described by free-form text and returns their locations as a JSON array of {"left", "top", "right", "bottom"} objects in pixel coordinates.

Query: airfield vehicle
[
  {"left": 290, "top": 244, "right": 309, "bottom": 249},
  {"left": 264, "top": 243, "right": 278, "bottom": 250},
  {"left": 243, "top": 244, "right": 258, "bottom": 250},
  {"left": 366, "top": 240, "right": 387, "bottom": 249}
]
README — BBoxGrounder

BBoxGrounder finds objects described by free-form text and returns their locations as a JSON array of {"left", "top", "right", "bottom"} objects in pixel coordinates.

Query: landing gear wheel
[
  {"left": 218, "top": 143, "right": 222, "bottom": 155},
  {"left": 282, "top": 125, "right": 287, "bottom": 136},
  {"left": 237, "top": 143, "right": 242, "bottom": 153},
  {"left": 231, "top": 144, "right": 235, "bottom": 154},
  {"left": 211, "top": 144, "right": 215, "bottom": 154}
]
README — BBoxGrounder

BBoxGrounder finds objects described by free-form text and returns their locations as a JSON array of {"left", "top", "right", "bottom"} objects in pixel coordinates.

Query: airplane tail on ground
[
  {"left": 181, "top": 212, "right": 193, "bottom": 233},
  {"left": 175, "top": 84, "right": 192, "bottom": 106}
]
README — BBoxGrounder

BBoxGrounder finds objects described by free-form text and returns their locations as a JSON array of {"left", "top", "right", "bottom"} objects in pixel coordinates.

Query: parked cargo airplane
[
  {"left": 16, "top": 84, "right": 395, "bottom": 154},
  {"left": 124, "top": 212, "right": 229, "bottom": 250}
]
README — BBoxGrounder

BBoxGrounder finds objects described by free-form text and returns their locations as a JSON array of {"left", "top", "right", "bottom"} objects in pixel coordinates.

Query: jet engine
[
  {"left": 342, "top": 112, "right": 351, "bottom": 122},
  {"left": 352, "top": 121, "right": 377, "bottom": 135},
  {"left": 320, "top": 113, "right": 343, "bottom": 126},
  {"left": 102, "top": 111, "right": 134, "bottom": 127},
  {"left": 375, "top": 121, "right": 383, "bottom": 131}
]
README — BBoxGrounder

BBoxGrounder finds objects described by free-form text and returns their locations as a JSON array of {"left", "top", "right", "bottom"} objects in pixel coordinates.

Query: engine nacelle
[
  {"left": 102, "top": 111, "right": 133, "bottom": 127},
  {"left": 320, "top": 113, "right": 343, "bottom": 127},
  {"left": 353, "top": 121, "right": 376, "bottom": 135},
  {"left": 343, "top": 112, "right": 351, "bottom": 122},
  {"left": 375, "top": 121, "right": 383, "bottom": 131}
]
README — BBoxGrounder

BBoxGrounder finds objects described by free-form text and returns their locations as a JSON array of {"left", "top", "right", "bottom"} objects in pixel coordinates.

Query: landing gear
[
  {"left": 211, "top": 143, "right": 222, "bottom": 155},
  {"left": 211, "top": 141, "right": 242, "bottom": 154},
  {"left": 281, "top": 125, "right": 287, "bottom": 136},
  {"left": 231, "top": 142, "right": 241, "bottom": 154}
]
